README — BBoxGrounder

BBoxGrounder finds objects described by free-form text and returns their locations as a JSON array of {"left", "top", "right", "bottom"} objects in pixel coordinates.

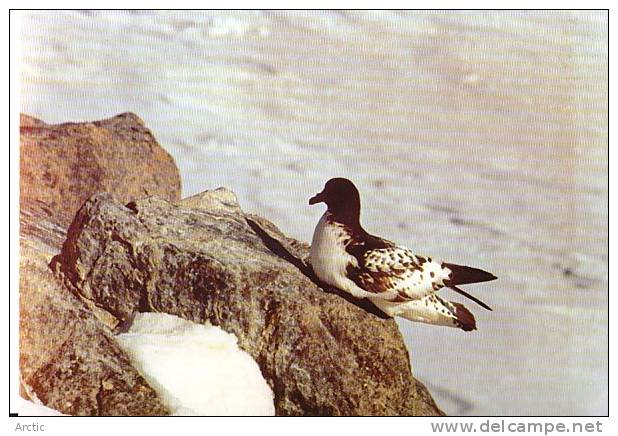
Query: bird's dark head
[{"left": 309, "top": 178, "right": 361, "bottom": 222}]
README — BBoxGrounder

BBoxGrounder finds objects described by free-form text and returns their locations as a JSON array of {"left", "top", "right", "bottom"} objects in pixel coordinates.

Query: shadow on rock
[{"left": 245, "top": 217, "right": 390, "bottom": 320}]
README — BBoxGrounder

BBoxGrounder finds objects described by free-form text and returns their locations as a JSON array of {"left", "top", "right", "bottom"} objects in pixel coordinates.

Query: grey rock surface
[
  {"left": 19, "top": 201, "right": 169, "bottom": 416},
  {"left": 55, "top": 189, "right": 444, "bottom": 416}
]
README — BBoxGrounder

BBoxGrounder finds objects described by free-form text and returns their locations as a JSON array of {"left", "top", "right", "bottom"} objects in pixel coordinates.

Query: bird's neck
[{"left": 326, "top": 206, "right": 363, "bottom": 234}]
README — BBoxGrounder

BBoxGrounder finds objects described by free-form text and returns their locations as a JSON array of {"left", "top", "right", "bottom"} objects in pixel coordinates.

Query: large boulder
[
  {"left": 53, "top": 189, "right": 443, "bottom": 416},
  {"left": 20, "top": 113, "right": 181, "bottom": 228}
]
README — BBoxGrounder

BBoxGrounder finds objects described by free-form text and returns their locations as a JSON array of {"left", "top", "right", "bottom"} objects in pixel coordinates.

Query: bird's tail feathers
[
  {"left": 449, "top": 284, "right": 493, "bottom": 311},
  {"left": 442, "top": 262, "right": 495, "bottom": 311},
  {"left": 443, "top": 262, "right": 497, "bottom": 285}
]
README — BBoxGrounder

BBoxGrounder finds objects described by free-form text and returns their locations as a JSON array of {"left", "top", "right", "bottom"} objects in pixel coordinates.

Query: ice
[{"left": 116, "top": 313, "right": 274, "bottom": 416}]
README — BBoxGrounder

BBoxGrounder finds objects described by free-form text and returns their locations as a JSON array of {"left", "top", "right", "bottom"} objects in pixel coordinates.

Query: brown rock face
[
  {"left": 54, "top": 189, "right": 444, "bottom": 416},
  {"left": 20, "top": 113, "right": 181, "bottom": 228},
  {"left": 19, "top": 113, "right": 178, "bottom": 415}
]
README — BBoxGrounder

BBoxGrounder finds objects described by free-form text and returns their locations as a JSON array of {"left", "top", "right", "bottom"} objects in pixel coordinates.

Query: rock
[
  {"left": 19, "top": 113, "right": 179, "bottom": 415},
  {"left": 54, "top": 189, "right": 444, "bottom": 416},
  {"left": 19, "top": 112, "right": 442, "bottom": 416},
  {"left": 19, "top": 203, "right": 168, "bottom": 416},
  {"left": 20, "top": 113, "right": 181, "bottom": 228}
]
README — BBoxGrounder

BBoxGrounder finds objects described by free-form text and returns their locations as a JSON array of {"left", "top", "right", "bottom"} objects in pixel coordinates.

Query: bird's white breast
[
  {"left": 310, "top": 212, "right": 442, "bottom": 301},
  {"left": 310, "top": 212, "right": 354, "bottom": 289}
]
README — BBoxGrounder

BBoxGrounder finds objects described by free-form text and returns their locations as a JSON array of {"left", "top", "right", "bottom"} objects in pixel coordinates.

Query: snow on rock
[{"left": 116, "top": 312, "right": 275, "bottom": 416}]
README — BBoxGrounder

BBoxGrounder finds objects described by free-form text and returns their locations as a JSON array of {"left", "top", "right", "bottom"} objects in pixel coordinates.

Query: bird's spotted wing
[{"left": 347, "top": 246, "right": 449, "bottom": 301}]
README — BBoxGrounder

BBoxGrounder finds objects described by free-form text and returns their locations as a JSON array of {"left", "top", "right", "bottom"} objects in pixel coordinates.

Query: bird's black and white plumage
[{"left": 309, "top": 177, "right": 497, "bottom": 331}]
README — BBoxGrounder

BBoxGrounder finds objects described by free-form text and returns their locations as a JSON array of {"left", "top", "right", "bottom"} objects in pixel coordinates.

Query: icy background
[{"left": 20, "top": 10, "right": 607, "bottom": 415}]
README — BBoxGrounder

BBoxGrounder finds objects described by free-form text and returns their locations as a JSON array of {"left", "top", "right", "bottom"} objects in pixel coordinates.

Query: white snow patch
[{"left": 116, "top": 312, "right": 275, "bottom": 416}]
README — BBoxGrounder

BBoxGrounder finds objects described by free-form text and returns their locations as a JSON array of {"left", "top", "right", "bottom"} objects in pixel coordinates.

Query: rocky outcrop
[
  {"left": 20, "top": 194, "right": 170, "bottom": 417},
  {"left": 20, "top": 113, "right": 181, "bottom": 228},
  {"left": 19, "top": 113, "right": 177, "bottom": 415},
  {"left": 19, "top": 113, "right": 443, "bottom": 416},
  {"left": 52, "top": 189, "right": 443, "bottom": 416}
]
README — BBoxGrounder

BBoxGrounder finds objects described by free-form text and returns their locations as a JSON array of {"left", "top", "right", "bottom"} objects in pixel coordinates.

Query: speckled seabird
[{"left": 309, "top": 178, "right": 497, "bottom": 331}]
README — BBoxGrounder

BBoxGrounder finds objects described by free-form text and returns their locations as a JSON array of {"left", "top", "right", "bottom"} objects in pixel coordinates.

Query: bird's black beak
[{"left": 309, "top": 192, "right": 324, "bottom": 205}]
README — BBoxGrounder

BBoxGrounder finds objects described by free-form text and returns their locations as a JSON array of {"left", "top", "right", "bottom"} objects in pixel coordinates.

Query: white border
[{"left": 7, "top": 4, "right": 612, "bottom": 435}]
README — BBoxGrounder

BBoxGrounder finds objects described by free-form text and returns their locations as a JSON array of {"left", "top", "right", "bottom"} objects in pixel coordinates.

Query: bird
[{"left": 308, "top": 177, "right": 497, "bottom": 331}]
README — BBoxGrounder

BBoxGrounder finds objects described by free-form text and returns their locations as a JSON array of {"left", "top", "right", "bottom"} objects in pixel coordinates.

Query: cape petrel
[{"left": 309, "top": 177, "right": 496, "bottom": 331}]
